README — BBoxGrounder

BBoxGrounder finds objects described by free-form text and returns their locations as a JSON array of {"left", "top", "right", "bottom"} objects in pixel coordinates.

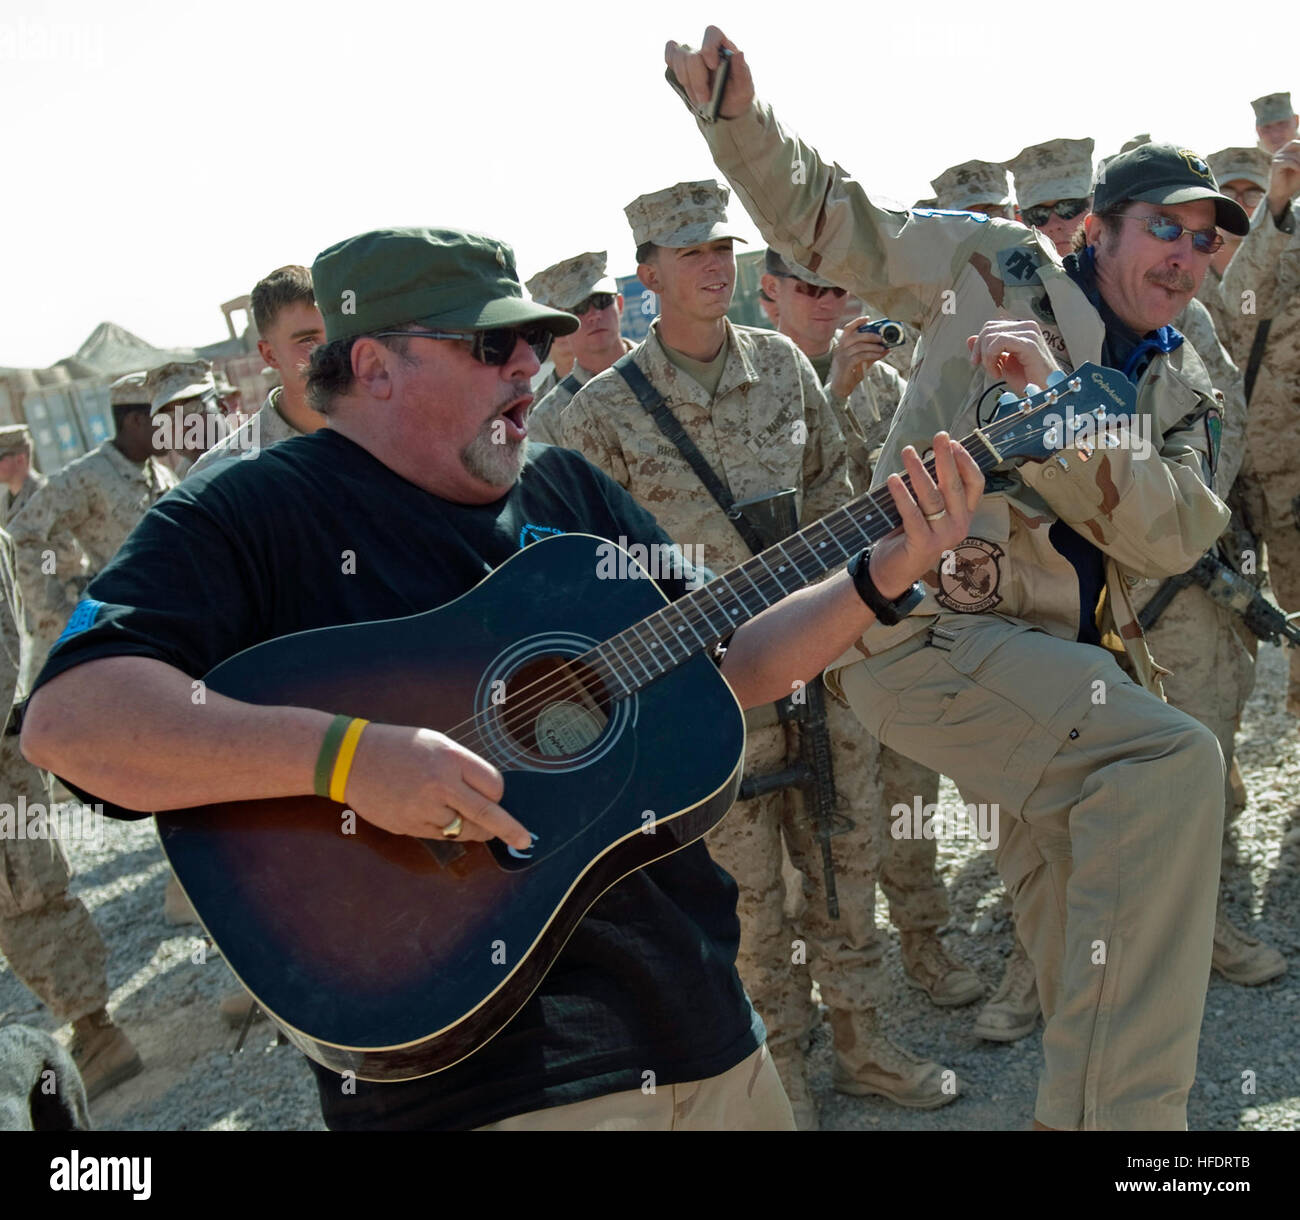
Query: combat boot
[
  {"left": 1212, "top": 907, "right": 1287, "bottom": 986},
  {"left": 767, "top": 1042, "right": 819, "bottom": 1131},
  {"left": 973, "top": 939, "right": 1039, "bottom": 1042},
  {"left": 829, "top": 1008, "right": 958, "bottom": 1108},
  {"left": 70, "top": 1009, "right": 143, "bottom": 1101},
  {"left": 900, "top": 931, "right": 983, "bottom": 1007},
  {"left": 163, "top": 875, "right": 199, "bottom": 926}
]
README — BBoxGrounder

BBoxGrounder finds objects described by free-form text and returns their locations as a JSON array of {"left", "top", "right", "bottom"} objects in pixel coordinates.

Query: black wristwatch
[{"left": 847, "top": 547, "right": 926, "bottom": 626}]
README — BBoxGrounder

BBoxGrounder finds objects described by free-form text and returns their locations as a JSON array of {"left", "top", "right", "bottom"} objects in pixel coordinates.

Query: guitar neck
[{"left": 586, "top": 437, "right": 1006, "bottom": 699}]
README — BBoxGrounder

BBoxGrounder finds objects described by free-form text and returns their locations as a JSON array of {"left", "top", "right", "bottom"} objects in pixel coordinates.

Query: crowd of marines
[{"left": 1, "top": 36, "right": 1297, "bottom": 1129}]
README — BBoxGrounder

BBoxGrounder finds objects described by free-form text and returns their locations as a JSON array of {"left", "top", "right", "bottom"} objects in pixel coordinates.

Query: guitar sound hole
[{"left": 498, "top": 656, "right": 611, "bottom": 761}]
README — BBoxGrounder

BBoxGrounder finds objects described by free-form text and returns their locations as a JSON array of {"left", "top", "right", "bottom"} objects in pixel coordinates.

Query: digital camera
[{"left": 856, "top": 319, "right": 905, "bottom": 348}]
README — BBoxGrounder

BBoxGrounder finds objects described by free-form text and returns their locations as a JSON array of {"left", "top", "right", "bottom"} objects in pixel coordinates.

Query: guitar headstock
[{"left": 980, "top": 362, "right": 1140, "bottom": 466}]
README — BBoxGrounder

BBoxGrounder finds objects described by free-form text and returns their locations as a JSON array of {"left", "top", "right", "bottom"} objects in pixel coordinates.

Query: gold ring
[
  {"left": 442, "top": 815, "right": 464, "bottom": 839},
  {"left": 924, "top": 508, "right": 948, "bottom": 522}
]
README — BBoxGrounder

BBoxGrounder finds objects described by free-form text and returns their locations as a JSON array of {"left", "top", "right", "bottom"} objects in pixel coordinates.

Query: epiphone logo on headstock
[{"left": 1088, "top": 370, "right": 1126, "bottom": 408}]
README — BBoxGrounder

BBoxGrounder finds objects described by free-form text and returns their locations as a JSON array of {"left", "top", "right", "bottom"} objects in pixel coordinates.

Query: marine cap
[
  {"left": 625, "top": 180, "right": 748, "bottom": 249},
  {"left": 1008, "top": 137, "right": 1095, "bottom": 209},
  {"left": 147, "top": 360, "right": 215, "bottom": 413},
  {"left": 1207, "top": 146, "right": 1271, "bottom": 192},
  {"left": 1252, "top": 92, "right": 1294, "bottom": 125},
  {"left": 109, "top": 370, "right": 152, "bottom": 408},
  {"left": 0, "top": 424, "right": 31, "bottom": 456},
  {"left": 930, "top": 160, "right": 1012, "bottom": 211},
  {"left": 525, "top": 252, "right": 618, "bottom": 310},
  {"left": 311, "top": 227, "right": 580, "bottom": 344},
  {"left": 1093, "top": 142, "right": 1249, "bottom": 235},
  {"left": 1120, "top": 133, "right": 1152, "bottom": 155},
  {"left": 763, "top": 248, "right": 837, "bottom": 288}
]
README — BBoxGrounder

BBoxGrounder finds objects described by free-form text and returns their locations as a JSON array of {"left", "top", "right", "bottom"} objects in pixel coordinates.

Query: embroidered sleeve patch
[
  {"left": 997, "top": 247, "right": 1043, "bottom": 285},
  {"left": 54, "top": 598, "right": 105, "bottom": 647}
]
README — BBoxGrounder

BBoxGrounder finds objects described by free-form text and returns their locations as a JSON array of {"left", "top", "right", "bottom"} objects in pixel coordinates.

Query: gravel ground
[{"left": 2, "top": 644, "right": 1297, "bottom": 1132}]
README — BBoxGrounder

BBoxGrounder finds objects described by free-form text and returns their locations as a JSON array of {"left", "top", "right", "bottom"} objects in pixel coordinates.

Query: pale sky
[{"left": 1, "top": 0, "right": 1288, "bottom": 368}]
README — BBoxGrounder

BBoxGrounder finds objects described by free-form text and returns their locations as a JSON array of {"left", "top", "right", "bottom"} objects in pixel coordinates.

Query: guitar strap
[
  {"left": 1244, "top": 319, "right": 1272, "bottom": 406},
  {"left": 613, "top": 354, "right": 769, "bottom": 557}
]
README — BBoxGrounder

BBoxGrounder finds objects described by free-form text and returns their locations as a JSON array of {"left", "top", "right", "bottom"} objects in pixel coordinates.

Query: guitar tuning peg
[
  {"left": 997, "top": 391, "right": 1020, "bottom": 407},
  {"left": 1046, "top": 370, "right": 1067, "bottom": 387},
  {"left": 1022, "top": 383, "right": 1042, "bottom": 397}
]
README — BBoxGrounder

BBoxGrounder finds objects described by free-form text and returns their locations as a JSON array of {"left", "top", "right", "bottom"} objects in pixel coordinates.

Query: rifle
[
  {"left": 731, "top": 489, "right": 846, "bottom": 918},
  {"left": 1139, "top": 550, "right": 1300, "bottom": 649}
]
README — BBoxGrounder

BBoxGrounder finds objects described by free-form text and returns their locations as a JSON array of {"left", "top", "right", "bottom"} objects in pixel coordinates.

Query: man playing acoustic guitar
[{"left": 22, "top": 226, "right": 982, "bottom": 1131}]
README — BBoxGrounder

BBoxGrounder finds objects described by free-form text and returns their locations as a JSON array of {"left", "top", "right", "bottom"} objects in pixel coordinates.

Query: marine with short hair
[{"left": 188, "top": 266, "right": 327, "bottom": 478}]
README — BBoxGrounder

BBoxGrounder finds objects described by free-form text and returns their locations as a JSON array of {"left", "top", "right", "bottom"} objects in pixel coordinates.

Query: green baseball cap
[
  {"left": 1094, "top": 143, "right": 1249, "bottom": 235},
  {"left": 311, "top": 227, "right": 581, "bottom": 343}
]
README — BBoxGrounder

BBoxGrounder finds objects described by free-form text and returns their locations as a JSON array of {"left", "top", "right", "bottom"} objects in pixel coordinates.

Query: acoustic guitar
[{"left": 157, "top": 366, "right": 1135, "bottom": 1079}]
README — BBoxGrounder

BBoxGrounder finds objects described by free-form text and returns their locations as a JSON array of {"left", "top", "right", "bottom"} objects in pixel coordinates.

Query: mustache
[
  {"left": 1147, "top": 268, "right": 1195, "bottom": 292},
  {"left": 496, "top": 380, "right": 533, "bottom": 409}
]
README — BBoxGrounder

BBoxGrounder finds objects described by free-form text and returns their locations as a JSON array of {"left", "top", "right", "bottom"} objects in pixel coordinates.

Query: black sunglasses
[
  {"left": 1022, "top": 197, "right": 1091, "bottom": 227},
  {"left": 571, "top": 292, "right": 616, "bottom": 316},
  {"left": 370, "top": 324, "right": 554, "bottom": 366}
]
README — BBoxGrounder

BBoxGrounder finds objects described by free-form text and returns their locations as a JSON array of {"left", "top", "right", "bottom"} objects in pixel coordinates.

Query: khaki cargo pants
[
  {"left": 475, "top": 1042, "right": 794, "bottom": 1130},
  {"left": 831, "top": 614, "right": 1224, "bottom": 1130}
]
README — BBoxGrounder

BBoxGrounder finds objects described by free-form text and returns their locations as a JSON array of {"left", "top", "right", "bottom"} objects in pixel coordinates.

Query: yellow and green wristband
[{"left": 314, "top": 714, "right": 370, "bottom": 802}]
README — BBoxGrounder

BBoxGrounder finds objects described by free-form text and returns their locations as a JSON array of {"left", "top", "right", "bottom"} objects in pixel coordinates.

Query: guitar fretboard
[{"left": 584, "top": 443, "right": 1006, "bottom": 698}]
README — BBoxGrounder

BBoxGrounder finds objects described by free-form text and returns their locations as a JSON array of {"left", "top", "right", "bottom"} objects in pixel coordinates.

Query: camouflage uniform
[
  {"left": 0, "top": 424, "right": 45, "bottom": 533},
  {"left": 186, "top": 386, "right": 302, "bottom": 478},
  {"left": 677, "top": 86, "right": 1230, "bottom": 1128},
  {"left": 3, "top": 471, "right": 45, "bottom": 529},
  {"left": 1200, "top": 147, "right": 1272, "bottom": 361},
  {"left": 525, "top": 252, "right": 632, "bottom": 447},
  {"left": 529, "top": 343, "right": 633, "bottom": 447},
  {"left": 8, "top": 437, "right": 177, "bottom": 662},
  {"left": 1220, "top": 184, "right": 1300, "bottom": 715},
  {"left": 0, "top": 527, "right": 109, "bottom": 1026}
]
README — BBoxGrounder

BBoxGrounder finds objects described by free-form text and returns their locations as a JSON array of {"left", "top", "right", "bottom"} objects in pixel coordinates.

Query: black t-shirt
[{"left": 33, "top": 430, "right": 763, "bottom": 1130}]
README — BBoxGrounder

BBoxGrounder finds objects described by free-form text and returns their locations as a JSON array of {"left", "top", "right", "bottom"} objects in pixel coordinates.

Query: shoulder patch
[
  {"left": 997, "top": 247, "right": 1043, "bottom": 285},
  {"left": 54, "top": 598, "right": 104, "bottom": 647}
]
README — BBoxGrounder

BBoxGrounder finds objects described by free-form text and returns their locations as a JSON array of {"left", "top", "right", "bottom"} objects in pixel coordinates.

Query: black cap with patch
[{"left": 1094, "top": 143, "right": 1250, "bottom": 235}]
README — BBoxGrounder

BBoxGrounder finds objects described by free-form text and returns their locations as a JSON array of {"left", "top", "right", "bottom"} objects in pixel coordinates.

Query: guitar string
[
  {"left": 450, "top": 482, "right": 909, "bottom": 759},
  {"left": 448, "top": 404, "right": 1083, "bottom": 760},
  {"left": 445, "top": 405, "right": 1080, "bottom": 761},
  {"left": 439, "top": 400, "right": 1088, "bottom": 759}
]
